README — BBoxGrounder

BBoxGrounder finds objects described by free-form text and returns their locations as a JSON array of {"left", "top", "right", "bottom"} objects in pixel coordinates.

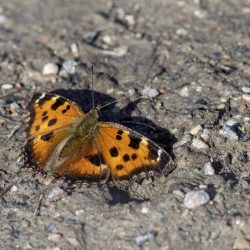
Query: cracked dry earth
[{"left": 0, "top": 0, "right": 250, "bottom": 249}]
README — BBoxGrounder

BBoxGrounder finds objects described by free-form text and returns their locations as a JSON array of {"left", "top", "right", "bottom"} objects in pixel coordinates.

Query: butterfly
[{"left": 21, "top": 92, "right": 175, "bottom": 194}]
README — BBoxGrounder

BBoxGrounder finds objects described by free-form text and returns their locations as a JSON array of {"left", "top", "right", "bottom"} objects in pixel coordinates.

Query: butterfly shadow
[{"left": 52, "top": 88, "right": 177, "bottom": 205}]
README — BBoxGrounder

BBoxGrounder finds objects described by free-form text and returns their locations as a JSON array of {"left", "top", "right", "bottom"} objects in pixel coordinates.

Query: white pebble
[
  {"left": 42, "top": 63, "right": 59, "bottom": 75},
  {"left": 183, "top": 190, "right": 210, "bottom": 209},
  {"left": 191, "top": 138, "right": 209, "bottom": 150},
  {"left": 179, "top": 86, "right": 189, "bottom": 97},
  {"left": 200, "top": 129, "right": 211, "bottom": 142},
  {"left": 10, "top": 185, "right": 18, "bottom": 193},
  {"left": 70, "top": 43, "right": 79, "bottom": 55},
  {"left": 141, "top": 206, "right": 149, "bottom": 214},
  {"left": 1, "top": 84, "right": 13, "bottom": 90},
  {"left": 48, "top": 233, "right": 62, "bottom": 243},
  {"left": 62, "top": 60, "right": 78, "bottom": 74},
  {"left": 176, "top": 28, "right": 188, "bottom": 36},
  {"left": 102, "top": 45, "right": 128, "bottom": 57},
  {"left": 203, "top": 162, "right": 215, "bottom": 176},
  {"left": 242, "top": 94, "right": 250, "bottom": 102},
  {"left": 142, "top": 85, "right": 159, "bottom": 98},
  {"left": 219, "top": 125, "right": 239, "bottom": 141},
  {"left": 0, "top": 15, "right": 7, "bottom": 24},
  {"left": 242, "top": 87, "right": 250, "bottom": 94},
  {"left": 190, "top": 125, "right": 202, "bottom": 136},
  {"left": 102, "top": 35, "right": 112, "bottom": 45}
]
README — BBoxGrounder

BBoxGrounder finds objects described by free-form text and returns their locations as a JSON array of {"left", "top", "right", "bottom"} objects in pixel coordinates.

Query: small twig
[
  {"left": 7, "top": 123, "right": 22, "bottom": 140},
  {"left": 34, "top": 194, "right": 45, "bottom": 216},
  {"left": 0, "top": 183, "right": 14, "bottom": 198}
]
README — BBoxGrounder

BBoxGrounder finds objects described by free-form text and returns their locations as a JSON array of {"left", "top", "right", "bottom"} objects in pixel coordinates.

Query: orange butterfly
[{"left": 21, "top": 92, "right": 175, "bottom": 192}]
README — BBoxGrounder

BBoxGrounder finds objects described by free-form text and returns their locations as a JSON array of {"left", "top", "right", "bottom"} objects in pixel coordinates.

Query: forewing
[
  {"left": 23, "top": 92, "right": 84, "bottom": 169},
  {"left": 27, "top": 92, "right": 84, "bottom": 137}
]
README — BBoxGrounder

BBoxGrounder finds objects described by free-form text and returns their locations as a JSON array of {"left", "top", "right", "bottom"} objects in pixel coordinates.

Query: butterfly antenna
[
  {"left": 98, "top": 88, "right": 140, "bottom": 111},
  {"left": 91, "top": 65, "right": 95, "bottom": 108}
]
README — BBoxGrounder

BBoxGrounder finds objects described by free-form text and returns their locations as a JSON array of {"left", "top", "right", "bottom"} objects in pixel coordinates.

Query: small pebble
[
  {"left": 242, "top": 87, "right": 250, "bottom": 94},
  {"left": 10, "top": 185, "right": 18, "bottom": 193},
  {"left": 191, "top": 138, "right": 209, "bottom": 150},
  {"left": 135, "top": 232, "right": 156, "bottom": 246},
  {"left": 179, "top": 86, "right": 189, "bottom": 97},
  {"left": 219, "top": 125, "right": 239, "bottom": 141},
  {"left": 47, "top": 187, "right": 65, "bottom": 202},
  {"left": 242, "top": 94, "right": 250, "bottom": 102},
  {"left": 9, "top": 102, "right": 21, "bottom": 115},
  {"left": 62, "top": 60, "right": 78, "bottom": 74},
  {"left": 70, "top": 43, "right": 79, "bottom": 55},
  {"left": 225, "top": 118, "right": 240, "bottom": 127},
  {"left": 190, "top": 125, "right": 202, "bottom": 136},
  {"left": 102, "top": 46, "right": 128, "bottom": 57},
  {"left": 141, "top": 206, "right": 149, "bottom": 214},
  {"left": 1, "top": 84, "right": 13, "bottom": 90},
  {"left": 183, "top": 190, "right": 210, "bottom": 209},
  {"left": 176, "top": 28, "right": 188, "bottom": 36},
  {"left": 219, "top": 64, "right": 237, "bottom": 75},
  {"left": 48, "top": 233, "right": 62, "bottom": 243},
  {"left": 203, "top": 162, "right": 215, "bottom": 176},
  {"left": 102, "top": 35, "right": 112, "bottom": 45},
  {"left": 125, "top": 14, "right": 135, "bottom": 26},
  {"left": 142, "top": 85, "right": 160, "bottom": 98},
  {"left": 0, "top": 15, "right": 7, "bottom": 24},
  {"left": 42, "top": 63, "right": 59, "bottom": 75},
  {"left": 233, "top": 238, "right": 250, "bottom": 250},
  {"left": 200, "top": 129, "right": 211, "bottom": 142},
  {"left": 83, "top": 30, "right": 100, "bottom": 44}
]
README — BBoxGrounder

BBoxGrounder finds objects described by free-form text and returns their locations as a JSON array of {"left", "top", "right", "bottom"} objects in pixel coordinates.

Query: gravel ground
[{"left": 0, "top": 0, "right": 250, "bottom": 249}]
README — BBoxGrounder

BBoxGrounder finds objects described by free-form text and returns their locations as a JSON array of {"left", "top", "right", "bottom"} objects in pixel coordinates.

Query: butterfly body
[{"left": 22, "top": 92, "right": 175, "bottom": 191}]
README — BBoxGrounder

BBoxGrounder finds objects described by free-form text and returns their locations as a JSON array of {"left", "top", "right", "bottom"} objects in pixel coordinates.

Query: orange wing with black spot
[
  {"left": 96, "top": 122, "right": 175, "bottom": 186},
  {"left": 24, "top": 93, "right": 84, "bottom": 169},
  {"left": 22, "top": 93, "right": 110, "bottom": 185}
]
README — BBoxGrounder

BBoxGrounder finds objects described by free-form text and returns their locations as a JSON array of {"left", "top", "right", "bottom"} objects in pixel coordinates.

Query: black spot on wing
[
  {"left": 116, "top": 164, "right": 124, "bottom": 170},
  {"left": 51, "top": 97, "right": 66, "bottom": 110},
  {"left": 40, "top": 132, "right": 53, "bottom": 141},
  {"left": 123, "top": 154, "right": 130, "bottom": 162},
  {"left": 117, "top": 130, "right": 123, "bottom": 135},
  {"left": 110, "top": 147, "right": 119, "bottom": 157},
  {"left": 42, "top": 116, "right": 48, "bottom": 122},
  {"left": 131, "top": 153, "right": 137, "bottom": 160},
  {"left": 87, "top": 154, "right": 105, "bottom": 167},
  {"left": 35, "top": 125, "right": 40, "bottom": 131},
  {"left": 128, "top": 135, "right": 141, "bottom": 150},
  {"left": 116, "top": 135, "right": 122, "bottom": 140},
  {"left": 42, "top": 111, "right": 48, "bottom": 116},
  {"left": 48, "top": 118, "right": 57, "bottom": 126}
]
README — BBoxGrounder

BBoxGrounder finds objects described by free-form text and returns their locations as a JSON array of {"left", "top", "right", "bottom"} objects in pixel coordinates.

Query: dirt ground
[{"left": 0, "top": 0, "right": 250, "bottom": 249}]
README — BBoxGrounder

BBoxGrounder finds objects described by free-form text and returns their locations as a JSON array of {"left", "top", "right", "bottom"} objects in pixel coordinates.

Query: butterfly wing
[
  {"left": 51, "top": 137, "right": 110, "bottom": 185},
  {"left": 23, "top": 92, "right": 84, "bottom": 169},
  {"left": 96, "top": 122, "right": 175, "bottom": 186}
]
